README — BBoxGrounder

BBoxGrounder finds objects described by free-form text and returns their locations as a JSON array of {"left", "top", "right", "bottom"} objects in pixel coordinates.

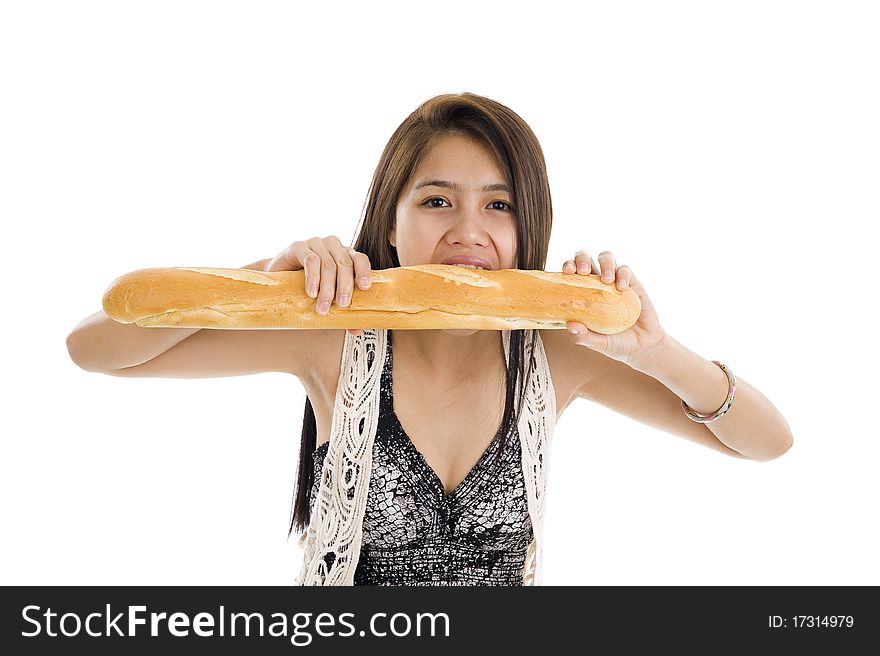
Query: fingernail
[
  {"left": 568, "top": 327, "right": 579, "bottom": 334},
  {"left": 577, "top": 262, "right": 589, "bottom": 273},
  {"left": 317, "top": 301, "right": 330, "bottom": 315},
  {"left": 603, "top": 272, "right": 612, "bottom": 282},
  {"left": 360, "top": 277, "right": 371, "bottom": 289},
  {"left": 307, "top": 281, "right": 317, "bottom": 297},
  {"left": 339, "top": 293, "right": 349, "bottom": 307}
]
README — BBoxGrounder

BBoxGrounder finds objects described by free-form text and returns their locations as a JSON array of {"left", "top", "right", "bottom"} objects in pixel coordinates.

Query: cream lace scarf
[{"left": 296, "top": 328, "right": 556, "bottom": 585}]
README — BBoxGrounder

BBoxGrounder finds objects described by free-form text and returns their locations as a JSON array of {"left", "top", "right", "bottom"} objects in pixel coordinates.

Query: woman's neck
[{"left": 390, "top": 329, "right": 504, "bottom": 383}]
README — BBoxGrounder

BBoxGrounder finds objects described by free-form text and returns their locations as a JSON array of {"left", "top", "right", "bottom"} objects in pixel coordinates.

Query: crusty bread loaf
[{"left": 102, "top": 264, "right": 641, "bottom": 334}]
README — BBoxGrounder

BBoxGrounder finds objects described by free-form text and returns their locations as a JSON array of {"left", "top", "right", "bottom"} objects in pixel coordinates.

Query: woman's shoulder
[{"left": 537, "top": 328, "right": 592, "bottom": 416}]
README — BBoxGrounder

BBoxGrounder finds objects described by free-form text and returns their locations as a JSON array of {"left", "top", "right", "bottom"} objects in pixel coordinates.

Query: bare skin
[{"left": 301, "top": 328, "right": 576, "bottom": 497}]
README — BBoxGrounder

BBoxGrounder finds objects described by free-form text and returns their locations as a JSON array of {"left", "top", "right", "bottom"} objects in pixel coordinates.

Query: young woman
[{"left": 67, "top": 92, "right": 793, "bottom": 586}]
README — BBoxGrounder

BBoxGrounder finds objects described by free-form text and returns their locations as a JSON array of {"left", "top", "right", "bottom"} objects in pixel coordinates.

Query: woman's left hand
[{"left": 562, "top": 250, "right": 668, "bottom": 368}]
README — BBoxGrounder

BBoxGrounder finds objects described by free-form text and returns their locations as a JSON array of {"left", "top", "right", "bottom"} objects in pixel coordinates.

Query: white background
[{"left": 2, "top": 0, "right": 877, "bottom": 586}]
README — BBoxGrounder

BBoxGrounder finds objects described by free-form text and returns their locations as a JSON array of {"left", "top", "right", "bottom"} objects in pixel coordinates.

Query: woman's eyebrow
[{"left": 413, "top": 178, "right": 510, "bottom": 193}]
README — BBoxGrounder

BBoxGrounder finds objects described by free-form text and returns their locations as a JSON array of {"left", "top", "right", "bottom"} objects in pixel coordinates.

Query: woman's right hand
[{"left": 264, "top": 236, "right": 372, "bottom": 336}]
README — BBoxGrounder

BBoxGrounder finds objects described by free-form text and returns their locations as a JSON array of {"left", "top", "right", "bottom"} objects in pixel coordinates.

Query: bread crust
[{"left": 102, "top": 264, "right": 641, "bottom": 334}]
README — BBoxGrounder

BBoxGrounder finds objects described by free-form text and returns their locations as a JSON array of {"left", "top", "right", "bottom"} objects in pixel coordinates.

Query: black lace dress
[{"left": 308, "top": 329, "right": 534, "bottom": 586}]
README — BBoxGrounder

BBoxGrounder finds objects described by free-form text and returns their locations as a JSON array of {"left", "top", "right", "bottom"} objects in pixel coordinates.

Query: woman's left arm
[
  {"left": 563, "top": 250, "right": 794, "bottom": 462},
  {"left": 626, "top": 334, "right": 794, "bottom": 461}
]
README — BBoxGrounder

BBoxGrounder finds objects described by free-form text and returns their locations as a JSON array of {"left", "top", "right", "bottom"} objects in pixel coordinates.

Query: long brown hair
[{"left": 289, "top": 92, "right": 553, "bottom": 537}]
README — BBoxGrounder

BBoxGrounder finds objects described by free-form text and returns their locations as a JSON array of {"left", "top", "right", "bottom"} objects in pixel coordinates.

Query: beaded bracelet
[{"left": 680, "top": 361, "right": 736, "bottom": 423}]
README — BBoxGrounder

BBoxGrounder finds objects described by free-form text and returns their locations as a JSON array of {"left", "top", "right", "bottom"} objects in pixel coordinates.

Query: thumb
[{"left": 567, "top": 322, "right": 599, "bottom": 349}]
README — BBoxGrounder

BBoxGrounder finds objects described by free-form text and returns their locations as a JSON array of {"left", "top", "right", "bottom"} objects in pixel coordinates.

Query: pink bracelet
[{"left": 680, "top": 361, "right": 736, "bottom": 423}]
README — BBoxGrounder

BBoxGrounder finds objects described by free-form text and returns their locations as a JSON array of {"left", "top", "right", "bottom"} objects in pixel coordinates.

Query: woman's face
[
  {"left": 391, "top": 134, "right": 518, "bottom": 336},
  {"left": 391, "top": 133, "right": 518, "bottom": 269}
]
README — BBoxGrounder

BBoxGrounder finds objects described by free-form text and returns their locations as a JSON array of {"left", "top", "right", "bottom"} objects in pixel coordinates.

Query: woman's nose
[
  {"left": 447, "top": 223, "right": 489, "bottom": 246},
  {"left": 448, "top": 208, "right": 490, "bottom": 233}
]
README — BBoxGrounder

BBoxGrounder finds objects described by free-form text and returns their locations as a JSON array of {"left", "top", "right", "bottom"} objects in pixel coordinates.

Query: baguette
[{"left": 102, "top": 264, "right": 641, "bottom": 334}]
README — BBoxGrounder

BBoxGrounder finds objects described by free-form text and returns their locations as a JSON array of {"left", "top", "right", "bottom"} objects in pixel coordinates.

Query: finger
[
  {"left": 265, "top": 241, "right": 305, "bottom": 273},
  {"left": 597, "top": 251, "right": 617, "bottom": 282},
  {"left": 567, "top": 321, "right": 585, "bottom": 335},
  {"left": 566, "top": 321, "right": 593, "bottom": 341},
  {"left": 349, "top": 248, "right": 373, "bottom": 291},
  {"left": 574, "top": 250, "right": 599, "bottom": 275},
  {"left": 566, "top": 321, "right": 605, "bottom": 352},
  {"left": 306, "top": 238, "right": 336, "bottom": 315},
  {"left": 274, "top": 240, "right": 317, "bottom": 296},
  {"left": 265, "top": 242, "right": 323, "bottom": 301},
  {"left": 615, "top": 264, "right": 632, "bottom": 291},
  {"left": 303, "top": 239, "right": 332, "bottom": 300},
  {"left": 623, "top": 267, "right": 646, "bottom": 297},
  {"left": 301, "top": 250, "right": 322, "bottom": 298},
  {"left": 331, "top": 245, "right": 357, "bottom": 308}
]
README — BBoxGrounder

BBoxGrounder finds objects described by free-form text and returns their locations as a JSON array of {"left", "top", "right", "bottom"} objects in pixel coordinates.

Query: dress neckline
[
  {"left": 312, "top": 330, "right": 510, "bottom": 503},
  {"left": 386, "top": 329, "right": 505, "bottom": 503}
]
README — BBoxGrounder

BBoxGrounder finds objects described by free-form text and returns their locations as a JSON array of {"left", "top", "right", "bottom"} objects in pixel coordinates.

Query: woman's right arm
[
  {"left": 66, "top": 237, "right": 372, "bottom": 377},
  {"left": 65, "top": 257, "right": 271, "bottom": 372},
  {"left": 66, "top": 311, "right": 200, "bottom": 372}
]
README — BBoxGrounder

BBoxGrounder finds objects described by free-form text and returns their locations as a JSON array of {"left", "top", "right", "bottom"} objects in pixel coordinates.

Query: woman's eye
[{"left": 423, "top": 198, "right": 512, "bottom": 211}]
